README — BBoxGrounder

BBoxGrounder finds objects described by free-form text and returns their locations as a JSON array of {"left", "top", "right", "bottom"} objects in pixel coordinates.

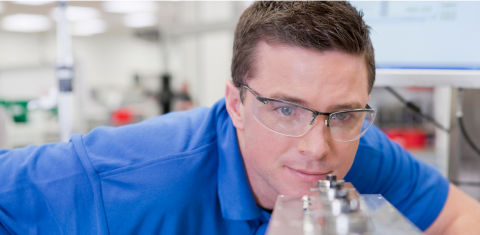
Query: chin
[{"left": 278, "top": 180, "right": 314, "bottom": 197}]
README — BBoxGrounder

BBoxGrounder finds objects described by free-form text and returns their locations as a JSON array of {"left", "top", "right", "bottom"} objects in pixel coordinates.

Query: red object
[
  {"left": 382, "top": 128, "right": 428, "bottom": 150},
  {"left": 112, "top": 108, "right": 134, "bottom": 126}
]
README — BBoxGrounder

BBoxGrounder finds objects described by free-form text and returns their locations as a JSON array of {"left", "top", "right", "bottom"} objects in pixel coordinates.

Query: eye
[
  {"left": 333, "top": 113, "right": 349, "bottom": 121},
  {"left": 280, "top": 107, "right": 294, "bottom": 116}
]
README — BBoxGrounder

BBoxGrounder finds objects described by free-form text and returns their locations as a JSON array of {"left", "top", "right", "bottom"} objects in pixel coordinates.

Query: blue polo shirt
[{"left": 0, "top": 98, "right": 449, "bottom": 234}]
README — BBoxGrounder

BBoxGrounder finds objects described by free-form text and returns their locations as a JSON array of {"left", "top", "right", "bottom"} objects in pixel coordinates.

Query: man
[{"left": 0, "top": 2, "right": 479, "bottom": 235}]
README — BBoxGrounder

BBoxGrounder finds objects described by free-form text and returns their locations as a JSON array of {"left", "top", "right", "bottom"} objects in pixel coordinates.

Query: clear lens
[
  {"left": 250, "top": 93, "right": 376, "bottom": 141},
  {"left": 251, "top": 98, "right": 314, "bottom": 137},
  {"left": 329, "top": 110, "right": 376, "bottom": 142}
]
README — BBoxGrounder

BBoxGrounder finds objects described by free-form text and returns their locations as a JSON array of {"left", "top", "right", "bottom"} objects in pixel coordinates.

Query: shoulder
[
  {"left": 348, "top": 125, "right": 434, "bottom": 192},
  {"left": 0, "top": 141, "right": 82, "bottom": 191},
  {"left": 0, "top": 141, "right": 108, "bottom": 235},
  {"left": 77, "top": 105, "right": 220, "bottom": 174},
  {"left": 346, "top": 125, "right": 449, "bottom": 231},
  {"left": 73, "top": 102, "right": 233, "bottom": 234}
]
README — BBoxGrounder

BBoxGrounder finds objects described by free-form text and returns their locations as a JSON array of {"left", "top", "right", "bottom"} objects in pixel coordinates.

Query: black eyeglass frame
[{"left": 241, "top": 85, "right": 375, "bottom": 129}]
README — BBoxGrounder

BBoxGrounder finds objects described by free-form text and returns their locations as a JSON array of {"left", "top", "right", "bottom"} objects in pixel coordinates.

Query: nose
[{"left": 297, "top": 116, "right": 330, "bottom": 160}]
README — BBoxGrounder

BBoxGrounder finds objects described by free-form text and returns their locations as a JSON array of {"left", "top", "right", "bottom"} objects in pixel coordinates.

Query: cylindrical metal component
[
  {"left": 336, "top": 189, "right": 348, "bottom": 199},
  {"left": 318, "top": 180, "right": 331, "bottom": 189},
  {"left": 336, "top": 180, "right": 345, "bottom": 189},
  {"left": 318, "top": 179, "right": 344, "bottom": 190},
  {"left": 326, "top": 174, "right": 337, "bottom": 181}
]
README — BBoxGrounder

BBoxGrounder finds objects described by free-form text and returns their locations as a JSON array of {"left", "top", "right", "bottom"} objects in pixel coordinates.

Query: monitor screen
[{"left": 352, "top": 1, "right": 480, "bottom": 70}]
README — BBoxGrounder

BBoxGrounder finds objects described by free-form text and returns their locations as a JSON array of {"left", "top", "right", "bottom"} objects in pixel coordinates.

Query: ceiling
[{"left": 0, "top": 1, "right": 163, "bottom": 35}]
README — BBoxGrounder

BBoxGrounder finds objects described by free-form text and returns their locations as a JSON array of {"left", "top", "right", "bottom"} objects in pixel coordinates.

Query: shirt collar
[{"left": 213, "top": 98, "right": 262, "bottom": 220}]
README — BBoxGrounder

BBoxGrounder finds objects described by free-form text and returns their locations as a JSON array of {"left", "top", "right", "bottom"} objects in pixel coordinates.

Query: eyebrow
[
  {"left": 327, "top": 103, "right": 364, "bottom": 112},
  {"left": 269, "top": 93, "right": 311, "bottom": 108},
  {"left": 266, "top": 92, "right": 365, "bottom": 112}
]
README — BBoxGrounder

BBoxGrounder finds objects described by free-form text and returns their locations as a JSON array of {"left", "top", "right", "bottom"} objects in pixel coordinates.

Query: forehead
[{"left": 248, "top": 42, "right": 369, "bottom": 111}]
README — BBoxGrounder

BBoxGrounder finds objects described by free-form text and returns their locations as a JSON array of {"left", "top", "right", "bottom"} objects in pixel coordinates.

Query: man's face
[{"left": 234, "top": 42, "right": 370, "bottom": 208}]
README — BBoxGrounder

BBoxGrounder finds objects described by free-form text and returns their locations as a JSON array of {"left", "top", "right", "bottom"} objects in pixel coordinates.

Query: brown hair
[{"left": 231, "top": 1, "right": 375, "bottom": 101}]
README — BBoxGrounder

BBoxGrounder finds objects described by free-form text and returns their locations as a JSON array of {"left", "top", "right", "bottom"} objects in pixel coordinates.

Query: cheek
[
  {"left": 242, "top": 112, "right": 297, "bottom": 169},
  {"left": 329, "top": 140, "right": 359, "bottom": 179}
]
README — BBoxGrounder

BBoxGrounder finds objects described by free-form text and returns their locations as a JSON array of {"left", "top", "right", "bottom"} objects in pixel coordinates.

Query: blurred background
[
  {"left": 0, "top": 1, "right": 479, "bottom": 199},
  {"left": 0, "top": 1, "right": 245, "bottom": 145}
]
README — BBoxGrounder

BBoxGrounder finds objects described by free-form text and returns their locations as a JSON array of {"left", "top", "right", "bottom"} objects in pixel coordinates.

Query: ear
[{"left": 225, "top": 80, "right": 245, "bottom": 130}]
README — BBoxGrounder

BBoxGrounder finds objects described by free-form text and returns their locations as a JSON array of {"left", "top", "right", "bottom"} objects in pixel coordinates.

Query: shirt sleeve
[
  {"left": 344, "top": 125, "right": 450, "bottom": 231},
  {"left": 0, "top": 134, "right": 108, "bottom": 235}
]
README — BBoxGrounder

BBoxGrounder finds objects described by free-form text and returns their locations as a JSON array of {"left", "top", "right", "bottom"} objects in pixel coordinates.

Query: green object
[{"left": 0, "top": 100, "right": 29, "bottom": 123}]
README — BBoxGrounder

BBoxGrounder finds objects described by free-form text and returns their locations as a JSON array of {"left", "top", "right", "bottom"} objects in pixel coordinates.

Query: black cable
[
  {"left": 457, "top": 88, "right": 480, "bottom": 157},
  {"left": 458, "top": 117, "right": 480, "bottom": 155},
  {"left": 385, "top": 87, "right": 480, "bottom": 184},
  {"left": 454, "top": 89, "right": 480, "bottom": 188},
  {"left": 384, "top": 86, "right": 480, "bottom": 157},
  {"left": 384, "top": 87, "right": 450, "bottom": 132}
]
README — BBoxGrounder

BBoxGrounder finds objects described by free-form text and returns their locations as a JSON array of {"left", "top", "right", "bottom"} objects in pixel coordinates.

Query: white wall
[
  {"left": 0, "top": 31, "right": 56, "bottom": 100},
  {"left": 0, "top": 2, "right": 245, "bottom": 108},
  {"left": 168, "top": 1, "right": 240, "bottom": 107},
  {"left": 72, "top": 33, "right": 162, "bottom": 91},
  {"left": 0, "top": 30, "right": 162, "bottom": 98},
  {"left": 0, "top": 66, "right": 55, "bottom": 100},
  {"left": 0, "top": 31, "right": 55, "bottom": 69},
  {"left": 0, "top": 2, "right": 245, "bottom": 147},
  {"left": 199, "top": 30, "right": 233, "bottom": 106}
]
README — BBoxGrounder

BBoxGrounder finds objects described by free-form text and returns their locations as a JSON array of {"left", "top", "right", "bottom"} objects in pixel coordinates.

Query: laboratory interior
[{"left": 0, "top": 0, "right": 480, "bottom": 223}]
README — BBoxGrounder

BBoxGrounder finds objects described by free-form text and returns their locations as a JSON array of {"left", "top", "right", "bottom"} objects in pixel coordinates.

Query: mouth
[{"left": 285, "top": 166, "right": 332, "bottom": 182}]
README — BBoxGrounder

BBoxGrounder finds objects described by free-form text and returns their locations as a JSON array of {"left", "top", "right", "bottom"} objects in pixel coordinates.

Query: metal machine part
[{"left": 266, "top": 174, "right": 424, "bottom": 235}]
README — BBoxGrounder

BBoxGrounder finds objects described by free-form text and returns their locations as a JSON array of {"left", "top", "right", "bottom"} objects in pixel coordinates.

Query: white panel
[
  {"left": 375, "top": 69, "right": 480, "bottom": 88},
  {"left": 352, "top": 1, "right": 480, "bottom": 69},
  {"left": 434, "top": 87, "right": 452, "bottom": 177}
]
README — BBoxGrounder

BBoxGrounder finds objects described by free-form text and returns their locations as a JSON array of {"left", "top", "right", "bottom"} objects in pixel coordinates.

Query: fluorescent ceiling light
[
  {"left": 51, "top": 6, "right": 100, "bottom": 22},
  {"left": 1, "top": 14, "right": 51, "bottom": 33},
  {"left": 72, "top": 19, "right": 107, "bottom": 36},
  {"left": 123, "top": 13, "right": 157, "bottom": 28},
  {"left": 102, "top": 1, "right": 157, "bottom": 13},
  {"left": 12, "top": 1, "right": 53, "bottom": 6}
]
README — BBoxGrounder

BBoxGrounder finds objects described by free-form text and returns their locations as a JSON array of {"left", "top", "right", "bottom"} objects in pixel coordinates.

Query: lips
[{"left": 286, "top": 166, "right": 332, "bottom": 182}]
